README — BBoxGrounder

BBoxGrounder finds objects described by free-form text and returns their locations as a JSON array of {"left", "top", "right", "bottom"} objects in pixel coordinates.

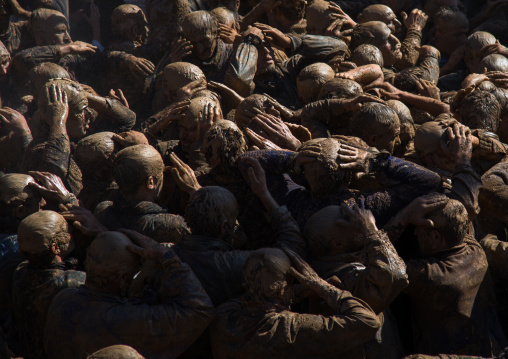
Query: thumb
[{"left": 401, "top": 11, "right": 408, "bottom": 21}]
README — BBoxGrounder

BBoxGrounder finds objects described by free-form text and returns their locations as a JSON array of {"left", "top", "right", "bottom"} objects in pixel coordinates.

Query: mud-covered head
[
  {"left": 306, "top": 0, "right": 333, "bottom": 35},
  {"left": 210, "top": 0, "right": 240, "bottom": 12},
  {"left": 305, "top": 205, "right": 364, "bottom": 257},
  {"left": 318, "top": 78, "right": 363, "bottom": 100},
  {"left": 235, "top": 94, "right": 281, "bottom": 128},
  {"left": 162, "top": 62, "right": 206, "bottom": 102},
  {"left": 75, "top": 132, "right": 117, "bottom": 180},
  {"left": 29, "top": 62, "right": 71, "bottom": 97},
  {"left": 300, "top": 138, "right": 350, "bottom": 195},
  {"left": 481, "top": 54, "right": 508, "bottom": 73},
  {"left": 211, "top": 7, "right": 238, "bottom": 29},
  {"left": 350, "top": 102, "right": 401, "bottom": 154},
  {"left": 85, "top": 231, "right": 141, "bottom": 295},
  {"left": 464, "top": 31, "right": 496, "bottom": 73},
  {"left": 350, "top": 21, "right": 401, "bottom": 66},
  {"left": 351, "top": 44, "right": 384, "bottom": 67},
  {"left": 37, "top": 79, "right": 91, "bottom": 140},
  {"left": 357, "top": 4, "right": 402, "bottom": 37},
  {"left": 201, "top": 120, "right": 246, "bottom": 171},
  {"left": 451, "top": 90, "right": 500, "bottom": 132},
  {"left": 87, "top": 345, "right": 144, "bottom": 359},
  {"left": 414, "top": 197, "right": 468, "bottom": 256},
  {"left": 434, "top": 6, "right": 468, "bottom": 57},
  {"left": 297, "top": 63, "right": 335, "bottom": 105},
  {"left": 112, "top": 144, "right": 164, "bottom": 200},
  {"left": 111, "top": 4, "right": 148, "bottom": 44},
  {"left": 30, "top": 8, "right": 71, "bottom": 45},
  {"left": 17, "top": 210, "right": 73, "bottom": 266},
  {"left": 179, "top": 96, "right": 221, "bottom": 153},
  {"left": 182, "top": 11, "right": 219, "bottom": 61},
  {"left": 184, "top": 186, "right": 238, "bottom": 241},
  {"left": 0, "top": 174, "right": 45, "bottom": 218},
  {"left": 386, "top": 100, "right": 414, "bottom": 156},
  {"left": 414, "top": 118, "right": 457, "bottom": 171},
  {"left": 243, "top": 248, "right": 293, "bottom": 308}
]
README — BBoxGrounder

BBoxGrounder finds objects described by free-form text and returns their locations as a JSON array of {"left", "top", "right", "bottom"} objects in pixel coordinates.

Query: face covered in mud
[
  {"left": 31, "top": 8, "right": 72, "bottom": 46},
  {"left": 38, "top": 79, "right": 92, "bottom": 141},
  {"left": 182, "top": 11, "right": 219, "bottom": 61},
  {"left": 201, "top": 120, "right": 247, "bottom": 171},
  {"left": 111, "top": 4, "right": 149, "bottom": 44}
]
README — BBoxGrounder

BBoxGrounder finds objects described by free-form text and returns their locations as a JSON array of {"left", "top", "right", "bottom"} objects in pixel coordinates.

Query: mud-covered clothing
[
  {"left": 239, "top": 150, "right": 442, "bottom": 228},
  {"left": 480, "top": 235, "right": 508, "bottom": 335},
  {"left": 0, "top": 20, "right": 32, "bottom": 55},
  {"left": 405, "top": 237, "right": 505, "bottom": 356},
  {"left": 211, "top": 288, "right": 381, "bottom": 359},
  {"left": 21, "top": 134, "right": 83, "bottom": 195},
  {"left": 394, "top": 28, "right": 424, "bottom": 70},
  {"left": 94, "top": 194, "right": 190, "bottom": 244},
  {"left": 300, "top": 98, "right": 356, "bottom": 137},
  {"left": 471, "top": 130, "right": 507, "bottom": 176},
  {"left": 12, "top": 260, "right": 85, "bottom": 359},
  {"left": 310, "top": 231, "right": 408, "bottom": 359},
  {"left": 479, "top": 160, "right": 508, "bottom": 240},
  {"left": 384, "top": 51, "right": 441, "bottom": 88},
  {"left": 173, "top": 205, "right": 306, "bottom": 306},
  {"left": 0, "top": 130, "right": 31, "bottom": 173},
  {"left": 44, "top": 249, "right": 214, "bottom": 359}
]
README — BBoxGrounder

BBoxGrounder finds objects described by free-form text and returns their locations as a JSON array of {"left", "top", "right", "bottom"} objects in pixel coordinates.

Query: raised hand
[
  {"left": 246, "top": 127, "right": 282, "bottom": 150},
  {"left": 28, "top": 171, "right": 71, "bottom": 202},
  {"left": 46, "top": 84, "right": 69, "bottom": 127},
  {"left": 168, "top": 152, "right": 202, "bottom": 194},
  {"left": 415, "top": 79, "right": 440, "bottom": 100},
  {"left": 254, "top": 22, "right": 291, "bottom": 48},
  {"left": 441, "top": 123, "right": 472, "bottom": 166},
  {"left": 336, "top": 143, "right": 370, "bottom": 172},
  {"left": 398, "top": 193, "right": 448, "bottom": 227},
  {"left": 63, "top": 41, "right": 97, "bottom": 55},
  {"left": 121, "top": 229, "right": 170, "bottom": 260},
  {"left": 294, "top": 142, "right": 321, "bottom": 172},
  {"left": 251, "top": 111, "right": 301, "bottom": 150},
  {"left": 171, "top": 38, "right": 193, "bottom": 63},
  {"left": 219, "top": 24, "right": 239, "bottom": 44},
  {"left": 125, "top": 55, "right": 155, "bottom": 79},
  {"left": 108, "top": 89, "right": 129, "bottom": 108},
  {"left": 146, "top": 100, "right": 190, "bottom": 135},
  {"left": 401, "top": 9, "right": 428, "bottom": 31},
  {"left": 61, "top": 205, "right": 108, "bottom": 236},
  {"left": 0, "top": 107, "right": 30, "bottom": 135},
  {"left": 112, "top": 131, "right": 149, "bottom": 148}
]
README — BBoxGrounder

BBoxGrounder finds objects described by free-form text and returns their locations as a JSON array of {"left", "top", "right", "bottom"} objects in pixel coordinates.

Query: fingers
[
  {"left": 111, "top": 134, "right": 131, "bottom": 148},
  {"left": 401, "top": 11, "right": 408, "bottom": 21}
]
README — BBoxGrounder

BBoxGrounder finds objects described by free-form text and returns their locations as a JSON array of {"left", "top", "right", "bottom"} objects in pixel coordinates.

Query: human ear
[
  {"left": 146, "top": 176, "right": 156, "bottom": 190},
  {"left": 50, "top": 242, "right": 61, "bottom": 255}
]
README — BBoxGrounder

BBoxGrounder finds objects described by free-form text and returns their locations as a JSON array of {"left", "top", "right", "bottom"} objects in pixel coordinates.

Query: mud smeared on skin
[
  {"left": 297, "top": 63, "right": 335, "bottom": 105},
  {"left": 113, "top": 144, "right": 165, "bottom": 195},
  {"left": 17, "top": 210, "right": 70, "bottom": 261},
  {"left": 88, "top": 345, "right": 145, "bottom": 359}
]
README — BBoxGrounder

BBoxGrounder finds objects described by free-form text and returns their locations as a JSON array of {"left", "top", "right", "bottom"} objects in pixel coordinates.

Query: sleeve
[
  {"left": 283, "top": 289, "right": 381, "bottom": 355},
  {"left": 480, "top": 234, "right": 508, "bottom": 281},
  {"left": 479, "top": 161, "right": 508, "bottom": 223},
  {"left": 107, "top": 249, "right": 214, "bottom": 357},
  {"left": 471, "top": 130, "right": 507, "bottom": 174},
  {"left": 91, "top": 98, "right": 136, "bottom": 133},
  {"left": 342, "top": 231, "right": 408, "bottom": 314},
  {"left": 224, "top": 41, "right": 258, "bottom": 97},
  {"left": 12, "top": 46, "right": 63, "bottom": 73},
  {"left": 394, "top": 28, "right": 422, "bottom": 70},
  {"left": 239, "top": 150, "right": 298, "bottom": 176},
  {"left": 269, "top": 205, "right": 308, "bottom": 256},
  {"left": 448, "top": 164, "right": 482, "bottom": 219}
]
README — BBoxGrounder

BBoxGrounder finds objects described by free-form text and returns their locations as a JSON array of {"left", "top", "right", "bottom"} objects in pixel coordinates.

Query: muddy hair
[
  {"left": 203, "top": 121, "right": 246, "bottom": 168},
  {"left": 242, "top": 248, "right": 292, "bottom": 303},
  {"left": 350, "top": 102, "right": 399, "bottom": 139},
  {"left": 182, "top": 11, "right": 218, "bottom": 38},
  {"left": 427, "top": 199, "right": 468, "bottom": 247},
  {"left": 318, "top": 78, "right": 363, "bottom": 100},
  {"left": 300, "top": 139, "right": 349, "bottom": 194},
  {"left": 278, "top": 0, "right": 306, "bottom": 21},
  {"left": 19, "top": 230, "right": 70, "bottom": 267},
  {"left": 351, "top": 44, "right": 384, "bottom": 67},
  {"left": 434, "top": 6, "right": 468, "bottom": 31},
  {"left": 112, "top": 145, "right": 164, "bottom": 195},
  {"left": 184, "top": 186, "right": 238, "bottom": 237},
  {"left": 393, "top": 70, "right": 421, "bottom": 94},
  {"left": 452, "top": 90, "right": 501, "bottom": 132}
]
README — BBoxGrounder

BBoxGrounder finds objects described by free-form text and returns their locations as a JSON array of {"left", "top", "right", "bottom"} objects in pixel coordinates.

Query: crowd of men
[{"left": 0, "top": 0, "right": 507, "bottom": 357}]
